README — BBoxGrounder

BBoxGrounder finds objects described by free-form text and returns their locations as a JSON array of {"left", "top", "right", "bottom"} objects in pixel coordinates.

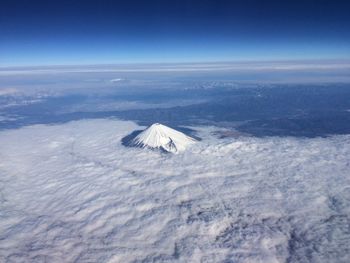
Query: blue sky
[{"left": 1, "top": 0, "right": 350, "bottom": 66}]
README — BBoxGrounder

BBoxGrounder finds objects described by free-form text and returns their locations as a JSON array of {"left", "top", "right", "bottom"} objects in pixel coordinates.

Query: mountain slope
[{"left": 129, "top": 123, "right": 196, "bottom": 153}]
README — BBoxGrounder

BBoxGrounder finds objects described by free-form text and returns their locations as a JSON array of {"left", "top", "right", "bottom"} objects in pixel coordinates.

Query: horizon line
[{"left": 1, "top": 58, "right": 350, "bottom": 70}]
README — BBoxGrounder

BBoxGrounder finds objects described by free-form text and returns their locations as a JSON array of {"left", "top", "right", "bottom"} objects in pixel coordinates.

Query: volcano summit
[{"left": 125, "top": 123, "right": 196, "bottom": 153}]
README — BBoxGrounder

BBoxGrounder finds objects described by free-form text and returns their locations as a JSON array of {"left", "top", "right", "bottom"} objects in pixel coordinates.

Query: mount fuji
[{"left": 125, "top": 123, "right": 197, "bottom": 153}]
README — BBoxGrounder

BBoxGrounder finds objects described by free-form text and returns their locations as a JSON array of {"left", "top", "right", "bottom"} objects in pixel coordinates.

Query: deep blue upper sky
[{"left": 1, "top": 0, "right": 350, "bottom": 66}]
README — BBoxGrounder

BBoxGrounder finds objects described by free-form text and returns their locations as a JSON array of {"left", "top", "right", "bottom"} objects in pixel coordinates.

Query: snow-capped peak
[{"left": 130, "top": 123, "right": 196, "bottom": 153}]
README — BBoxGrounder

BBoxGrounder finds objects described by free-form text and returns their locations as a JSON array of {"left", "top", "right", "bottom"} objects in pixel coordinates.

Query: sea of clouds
[{"left": 0, "top": 119, "right": 349, "bottom": 262}]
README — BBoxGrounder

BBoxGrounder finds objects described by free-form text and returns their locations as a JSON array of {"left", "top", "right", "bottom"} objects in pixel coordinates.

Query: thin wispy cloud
[{"left": 1, "top": 60, "right": 350, "bottom": 76}]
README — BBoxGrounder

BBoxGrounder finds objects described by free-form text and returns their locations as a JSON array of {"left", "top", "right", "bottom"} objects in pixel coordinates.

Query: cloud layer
[{"left": 0, "top": 119, "right": 349, "bottom": 262}]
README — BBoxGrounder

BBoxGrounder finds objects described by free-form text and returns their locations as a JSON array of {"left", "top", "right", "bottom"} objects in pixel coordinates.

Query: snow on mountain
[{"left": 129, "top": 123, "right": 196, "bottom": 153}]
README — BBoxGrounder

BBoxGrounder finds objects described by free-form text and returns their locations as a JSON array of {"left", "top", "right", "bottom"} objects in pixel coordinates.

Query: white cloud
[
  {"left": 0, "top": 88, "right": 18, "bottom": 96},
  {"left": 0, "top": 114, "right": 20, "bottom": 122},
  {"left": 110, "top": 78, "right": 124, "bottom": 83},
  {"left": 58, "top": 99, "right": 207, "bottom": 113},
  {"left": 0, "top": 119, "right": 349, "bottom": 262},
  {"left": 1, "top": 60, "right": 350, "bottom": 76}
]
